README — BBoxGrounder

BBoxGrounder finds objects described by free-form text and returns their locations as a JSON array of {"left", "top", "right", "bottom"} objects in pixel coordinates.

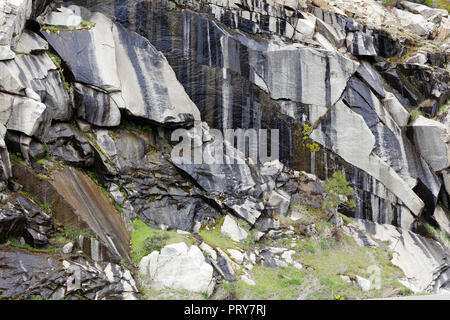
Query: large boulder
[
  {"left": 139, "top": 242, "right": 215, "bottom": 295},
  {"left": 412, "top": 116, "right": 450, "bottom": 172},
  {"left": 3, "top": 95, "right": 51, "bottom": 139}
]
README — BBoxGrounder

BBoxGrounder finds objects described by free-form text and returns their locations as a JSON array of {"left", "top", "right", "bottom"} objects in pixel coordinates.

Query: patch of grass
[
  {"left": 423, "top": 0, "right": 450, "bottom": 11},
  {"left": 42, "top": 19, "right": 96, "bottom": 33},
  {"left": 284, "top": 202, "right": 327, "bottom": 227},
  {"left": 131, "top": 219, "right": 195, "bottom": 265},
  {"left": 9, "top": 152, "right": 30, "bottom": 168},
  {"left": 62, "top": 227, "right": 94, "bottom": 240},
  {"left": 382, "top": 0, "right": 396, "bottom": 7},
  {"left": 234, "top": 266, "right": 307, "bottom": 300},
  {"left": 340, "top": 213, "right": 355, "bottom": 225},
  {"left": 298, "top": 234, "right": 406, "bottom": 299},
  {"left": 7, "top": 237, "right": 59, "bottom": 254},
  {"left": 422, "top": 219, "right": 450, "bottom": 251},
  {"left": 410, "top": 109, "right": 423, "bottom": 122},
  {"left": 141, "top": 286, "right": 207, "bottom": 300}
]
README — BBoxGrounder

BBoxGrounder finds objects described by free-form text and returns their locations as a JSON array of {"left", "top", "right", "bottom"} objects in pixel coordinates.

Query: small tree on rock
[{"left": 322, "top": 172, "right": 356, "bottom": 232}]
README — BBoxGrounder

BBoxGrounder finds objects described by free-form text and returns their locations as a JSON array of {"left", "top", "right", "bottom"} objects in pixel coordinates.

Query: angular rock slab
[
  {"left": 412, "top": 116, "right": 450, "bottom": 172},
  {"left": 221, "top": 215, "right": 248, "bottom": 242},
  {"left": 41, "top": 12, "right": 121, "bottom": 92},
  {"left": 74, "top": 83, "right": 121, "bottom": 127},
  {"left": 310, "top": 100, "right": 425, "bottom": 218},
  {"left": 12, "top": 29, "right": 48, "bottom": 54},
  {"left": 5, "top": 96, "right": 51, "bottom": 139},
  {"left": 262, "top": 42, "right": 359, "bottom": 107},
  {"left": 0, "top": 0, "right": 32, "bottom": 53},
  {"left": 0, "top": 52, "right": 71, "bottom": 121},
  {"left": 112, "top": 22, "right": 201, "bottom": 125}
]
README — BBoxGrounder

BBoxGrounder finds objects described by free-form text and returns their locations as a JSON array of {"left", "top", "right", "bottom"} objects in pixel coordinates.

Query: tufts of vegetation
[
  {"left": 42, "top": 19, "right": 96, "bottom": 33},
  {"left": 46, "top": 50, "right": 71, "bottom": 93},
  {"left": 322, "top": 172, "right": 356, "bottom": 231},
  {"left": 382, "top": 0, "right": 397, "bottom": 7},
  {"left": 131, "top": 219, "right": 195, "bottom": 265},
  {"left": 198, "top": 217, "right": 255, "bottom": 251},
  {"left": 422, "top": 0, "right": 450, "bottom": 11},
  {"left": 410, "top": 109, "right": 423, "bottom": 122},
  {"left": 302, "top": 124, "right": 321, "bottom": 153}
]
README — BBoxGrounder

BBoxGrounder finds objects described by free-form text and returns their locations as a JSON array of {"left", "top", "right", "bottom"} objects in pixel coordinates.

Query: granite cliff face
[{"left": 0, "top": 0, "right": 449, "bottom": 299}]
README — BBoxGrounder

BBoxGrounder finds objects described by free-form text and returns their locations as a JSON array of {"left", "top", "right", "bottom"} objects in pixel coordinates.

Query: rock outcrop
[
  {"left": 0, "top": 0, "right": 449, "bottom": 300},
  {"left": 0, "top": 248, "right": 138, "bottom": 300}
]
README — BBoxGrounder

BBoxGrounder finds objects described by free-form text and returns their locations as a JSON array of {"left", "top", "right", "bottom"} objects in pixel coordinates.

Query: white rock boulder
[{"left": 139, "top": 242, "right": 215, "bottom": 295}]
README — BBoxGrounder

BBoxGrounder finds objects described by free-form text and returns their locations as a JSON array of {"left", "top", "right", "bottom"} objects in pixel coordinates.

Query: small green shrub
[
  {"left": 144, "top": 233, "right": 170, "bottom": 253},
  {"left": 410, "top": 109, "right": 423, "bottom": 122}
]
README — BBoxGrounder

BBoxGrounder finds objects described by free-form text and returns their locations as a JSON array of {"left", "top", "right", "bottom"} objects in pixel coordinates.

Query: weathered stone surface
[
  {"left": 0, "top": 206, "right": 25, "bottom": 243},
  {"left": 42, "top": 6, "right": 201, "bottom": 127},
  {"left": 221, "top": 215, "right": 248, "bottom": 242},
  {"left": 74, "top": 83, "right": 121, "bottom": 127},
  {"left": 0, "top": 0, "right": 32, "bottom": 57},
  {"left": 43, "top": 123, "right": 94, "bottom": 166},
  {"left": 0, "top": 53, "right": 71, "bottom": 121},
  {"left": 38, "top": 6, "right": 82, "bottom": 27},
  {"left": 12, "top": 30, "right": 48, "bottom": 54},
  {"left": 112, "top": 22, "right": 201, "bottom": 125},
  {"left": 41, "top": 12, "right": 121, "bottom": 92},
  {"left": 412, "top": 116, "right": 450, "bottom": 172},
  {"left": 0, "top": 248, "right": 138, "bottom": 300},
  {"left": 393, "top": 8, "right": 436, "bottom": 37},
  {"left": 383, "top": 92, "right": 410, "bottom": 128},
  {"left": 310, "top": 99, "right": 424, "bottom": 221},
  {"left": 433, "top": 206, "right": 450, "bottom": 238},
  {"left": 139, "top": 242, "right": 215, "bottom": 295},
  {"left": 16, "top": 195, "right": 52, "bottom": 248},
  {"left": 356, "top": 275, "right": 372, "bottom": 292},
  {"left": 356, "top": 61, "right": 385, "bottom": 98},
  {"left": 346, "top": 32, "right": 377, "bottom": 57},
  {"left": 6, "top": 96, "right": 51, "bottom": 139},
  {"left": 352, "top": 219, "right": 450, "bottom": 293},
  {"left": 62, "top": 242, "right": 74, "bottom": 254},
  {"left": 400, "top": 1, "right": 448, "bottom": 20},
  {"left": 12, "top": 163, "right": 130, "bottom": 263}
]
